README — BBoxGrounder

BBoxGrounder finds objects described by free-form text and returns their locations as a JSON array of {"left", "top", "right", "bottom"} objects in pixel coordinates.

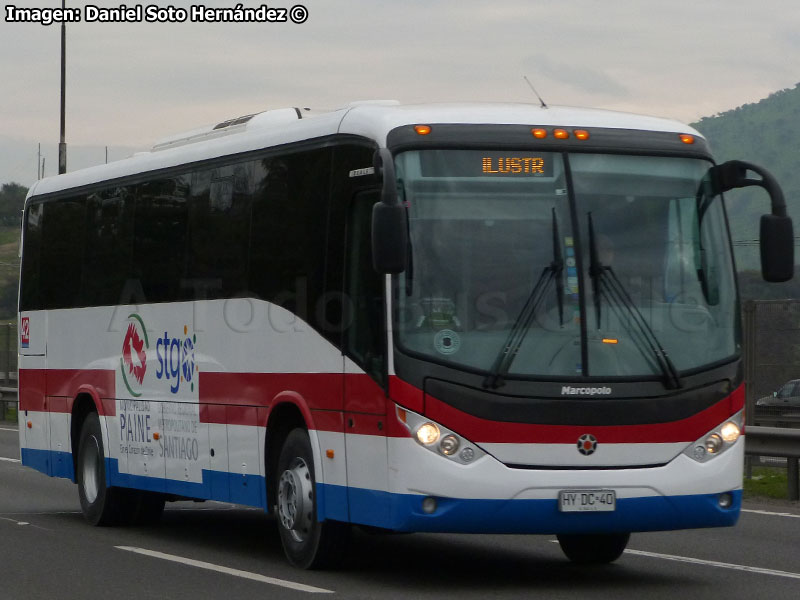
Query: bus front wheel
[
  {"left": 557, "top": 532, "right": 630, "bottom": 564},
  {"left": 275, "top": 428, "right": 349, "bottom": 569}
]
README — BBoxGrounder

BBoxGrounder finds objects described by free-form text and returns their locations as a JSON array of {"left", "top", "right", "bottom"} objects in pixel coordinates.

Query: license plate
[{"left": 558, "top": 489, "right": 616, "bottom": 512}]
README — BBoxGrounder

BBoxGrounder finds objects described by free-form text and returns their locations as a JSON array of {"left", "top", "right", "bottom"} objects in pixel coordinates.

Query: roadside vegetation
[{"left": 743, "top": 467, "right": 791, "bottom": 501}]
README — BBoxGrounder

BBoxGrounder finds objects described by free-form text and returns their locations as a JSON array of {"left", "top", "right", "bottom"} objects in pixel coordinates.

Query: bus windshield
[{"left": 394, "top": 149, "right": 738, "bottom": 381}]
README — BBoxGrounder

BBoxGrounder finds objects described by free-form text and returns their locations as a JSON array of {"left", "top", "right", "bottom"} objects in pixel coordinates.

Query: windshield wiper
[
  {"left": 483, "top": 208, "right": 564, "bottom": 389},
  {"left": 587, "top": 213, "right": 682, "bottom": 390}
]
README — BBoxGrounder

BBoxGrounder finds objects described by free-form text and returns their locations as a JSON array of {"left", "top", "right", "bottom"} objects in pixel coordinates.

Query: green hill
[{"left": 692, "top": 84, "right": 800, "bottom": 297}]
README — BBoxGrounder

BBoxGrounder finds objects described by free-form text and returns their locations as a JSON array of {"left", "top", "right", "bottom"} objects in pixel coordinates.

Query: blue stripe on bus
[
  {"left": 21, "top": 448, "right": 740, "bottom": 534},
  {"left": 21, "top": 448, "right": 75, "bottom": 481},
  {"left": 318, "top": 484, "right": 742, "bottom": 534},
  {"left": 21, "top": 449, "right": 268, "bottom": 509}
]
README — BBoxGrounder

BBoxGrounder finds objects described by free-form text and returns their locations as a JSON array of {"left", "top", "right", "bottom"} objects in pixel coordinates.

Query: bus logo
[
  {"left": 20, "top": 317, "right": 30, "bottom": 348},
  {"left": 121, "top": 313, "right": 149, "bottom": 397},
  {"left": 577, "top": 434, "right": 598, "bottom": 456}
]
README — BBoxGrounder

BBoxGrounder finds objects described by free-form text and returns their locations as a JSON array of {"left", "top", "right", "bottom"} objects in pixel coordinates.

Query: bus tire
[
  {"left": 557, "top": 532, "right": 630, "bottom": 564},
  {"left": 76, "top": 412, "right": 133, "bottom": 526},
  {"left": 276, "top": 428, "right": 350, "bottom": 569}
]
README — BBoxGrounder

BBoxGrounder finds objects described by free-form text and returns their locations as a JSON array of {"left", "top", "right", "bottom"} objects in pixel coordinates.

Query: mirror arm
[{"left": 714, "top": 160, "right": 787, "bottom": 217}]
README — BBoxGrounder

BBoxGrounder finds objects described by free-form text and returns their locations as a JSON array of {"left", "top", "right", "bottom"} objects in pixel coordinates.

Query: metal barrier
[{"left": 745, "top": 426, "right": 800, "bottom": 501}]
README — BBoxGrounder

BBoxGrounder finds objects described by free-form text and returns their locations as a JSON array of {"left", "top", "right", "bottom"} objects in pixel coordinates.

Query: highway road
[{"left": 2, "top": 421, "right": 800, "bottom": 599}]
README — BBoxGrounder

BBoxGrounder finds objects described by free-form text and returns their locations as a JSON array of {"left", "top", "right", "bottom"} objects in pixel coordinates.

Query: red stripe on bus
[{"left": 19, "top": 369, "right": 116, "bottom": 416}]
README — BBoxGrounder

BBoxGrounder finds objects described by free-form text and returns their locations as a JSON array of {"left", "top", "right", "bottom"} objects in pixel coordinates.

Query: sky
[{"left": 1, "top": 0, "right": 799, "bottom": 188}]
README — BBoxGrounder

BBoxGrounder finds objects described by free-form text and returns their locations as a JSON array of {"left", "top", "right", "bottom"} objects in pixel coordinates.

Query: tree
[{"left": 0, "top": 183, "right": 28, "bottom": 227}]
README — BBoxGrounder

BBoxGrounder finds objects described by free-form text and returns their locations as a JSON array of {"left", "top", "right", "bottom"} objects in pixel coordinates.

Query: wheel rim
[
  {"left": 81, "top": 435, "right": 101, "bottom": 504},
  {"left": 277, "top": 457, "right": 313, "bottom": 543}
]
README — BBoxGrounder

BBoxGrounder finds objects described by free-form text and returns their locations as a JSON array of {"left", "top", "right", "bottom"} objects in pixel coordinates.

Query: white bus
[{"left": 18, "top": 101, "right": 793, "bottom": 568}]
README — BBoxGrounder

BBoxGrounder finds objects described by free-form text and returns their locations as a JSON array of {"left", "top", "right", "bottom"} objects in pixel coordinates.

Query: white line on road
[
  {"left": 742, "top": 508, "right": 800, "bottom": 519},
  {"left": 0, "top": 456, "right": 20, "bottom": 463},
  {"left": 626, "top": 548, "right": 800, "bottom": 580},
  {"left": 0, "top": 427, "right": 19, "bottom": 432},
  {"left": 115, "top": 546, "right": 334, "bottom": 594}
]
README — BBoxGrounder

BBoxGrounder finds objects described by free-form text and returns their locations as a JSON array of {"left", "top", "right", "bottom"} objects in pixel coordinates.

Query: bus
[{"left": 18, "top": 101, "right": 794, "bottom": 568}]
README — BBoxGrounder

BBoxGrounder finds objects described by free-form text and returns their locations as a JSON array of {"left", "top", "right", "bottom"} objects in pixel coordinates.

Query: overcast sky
[{"left": 2, "top": 0, "right": 799, "bottom": 187}]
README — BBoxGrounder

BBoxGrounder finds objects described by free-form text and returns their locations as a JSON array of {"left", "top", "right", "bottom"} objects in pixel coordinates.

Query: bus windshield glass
[{"left": 394, "top": 149, "right": 737, "bottom": 381}]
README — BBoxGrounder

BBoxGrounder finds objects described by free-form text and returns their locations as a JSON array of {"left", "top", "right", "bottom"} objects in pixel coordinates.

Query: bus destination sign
[
  {"left": 419, "top": 150, "right": 554, "bottom": 178},
  {"left": 481, "top": 156, "right": 547, "bottom": 176}
]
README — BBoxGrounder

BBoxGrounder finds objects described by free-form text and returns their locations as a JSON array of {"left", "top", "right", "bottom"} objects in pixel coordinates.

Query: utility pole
[{"left": 58, "top": 0, "right": 67, "bottom": 174}]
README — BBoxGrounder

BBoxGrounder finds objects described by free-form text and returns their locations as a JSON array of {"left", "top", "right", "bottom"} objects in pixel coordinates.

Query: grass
[
  {"left": 743, "top": 466, "right": 790, "bottom": 500},
  {"left": 1, "top": 402, "right": 16, "bottom": 423}
]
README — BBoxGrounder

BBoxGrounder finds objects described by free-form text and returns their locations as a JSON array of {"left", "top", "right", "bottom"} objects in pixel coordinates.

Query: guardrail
[{"left": 745, "top": 426, "right": 800, "bottom": 501}]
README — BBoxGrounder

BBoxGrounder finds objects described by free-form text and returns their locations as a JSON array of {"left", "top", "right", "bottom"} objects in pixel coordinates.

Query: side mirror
[
  {"left": 761, "top": 214, "right": 794, "bottom": 282},
  {"left": 371, "top": 148, "right": 408, "bottom": 273},
  {"left": 712, "top": 160, "right": 794, "bottom": 282}
]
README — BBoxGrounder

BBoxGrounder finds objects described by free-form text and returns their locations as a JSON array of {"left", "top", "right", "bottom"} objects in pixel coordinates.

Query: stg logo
[
  {"left": 120, "top": 314, "right": 198, "bottom": 396},
  {"left": 155, "top": 325, "right": 197, "bottom": 394}
]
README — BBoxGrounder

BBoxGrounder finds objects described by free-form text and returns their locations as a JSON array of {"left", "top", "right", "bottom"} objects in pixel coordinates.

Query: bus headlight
[
  {"left": 705, "top": 433, "right": 723, "bottom": 454},
  {"left": 416, "top": 423, "right": 440, "bottom": 445},
  {"left": 684, "top": 411, "right": 743, "bottom": 463},
  {"left": 440, "top": 435, "right": 460, "bottom": 455},
  {"left": 399, "top": 406, "right": 485, "bottom": 465},
  {"left": 720, "top": 421, "right": 740, "bottom": 443}
]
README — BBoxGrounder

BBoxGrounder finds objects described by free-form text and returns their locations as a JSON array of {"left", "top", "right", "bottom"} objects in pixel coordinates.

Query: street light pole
[{"left": 58, "top": 0, "right": 67, "bottom": 174}]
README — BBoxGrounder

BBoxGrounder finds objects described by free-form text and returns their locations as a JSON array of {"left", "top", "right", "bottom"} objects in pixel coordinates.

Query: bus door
[{"left": 343, "top": 190, "right": 390, "bottom": 526}]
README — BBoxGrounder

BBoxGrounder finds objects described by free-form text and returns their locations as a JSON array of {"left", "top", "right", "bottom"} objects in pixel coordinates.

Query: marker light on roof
[
  {"left": 574, "top": 130, "right": 590, "bottom": 140},
  {"left": 680, "top": 134, "right": 695, "bottom": 144},
  {"left": 414, "top": 125, "right": 432, "bottom": 135},
  {"left": 553, "top": 129, "right": 569, "bottom": 139},
  {"left": 531, "top": 128, "right": 547, "bottom": 139}
]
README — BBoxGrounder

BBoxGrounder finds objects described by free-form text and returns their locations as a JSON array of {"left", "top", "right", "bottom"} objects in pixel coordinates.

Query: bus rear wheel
[
  {"left": 77, "top": 412, "right": 136, "bottom": 526},
  {"left": 557, "top": 533, "right": 630, "bottom": 564},
  {"left": 275, "top": 428, "right": 349, "bottom": 569}
]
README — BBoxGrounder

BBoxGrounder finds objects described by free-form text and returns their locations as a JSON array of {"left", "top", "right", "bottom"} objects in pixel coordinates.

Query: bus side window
[
  {"left": 133, "top": 176, "right": 190, "bottom": 303},
  {"left": 83, "top": 188, "right": 135, "bottom": 307},
  {"left": 20, "top": 203, "right": 44, "bottom": 311},
  {"left": 187, "top": 164, "right": 253, "bottom": 299},
  {"left": 40, "top": 197, "right": 85, "bottom": 309}
]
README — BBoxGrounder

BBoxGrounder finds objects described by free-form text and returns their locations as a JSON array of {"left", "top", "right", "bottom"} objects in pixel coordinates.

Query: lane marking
[
  {"left": 742, "top": 508, "right": 800, "bottom": 519},
  {"left": 626, "top": 549, "right": 800, "bottom": 580},
  {"left": 0, "top": 427, "right": 19, "bottom": 432},
  {"left": 0, "top": 456, "right": 20, "bottom": 463},
  {"left": 115, "top": 546, "right": 334, "bottom": 594},
  {"left": 0, "top": 516, "right": 50, "bottom": 530}
]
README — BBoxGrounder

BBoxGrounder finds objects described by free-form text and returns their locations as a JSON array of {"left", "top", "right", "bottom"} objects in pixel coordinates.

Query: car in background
[{"left": 755, "top": 379, "right": 800, "bottom": 425}]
